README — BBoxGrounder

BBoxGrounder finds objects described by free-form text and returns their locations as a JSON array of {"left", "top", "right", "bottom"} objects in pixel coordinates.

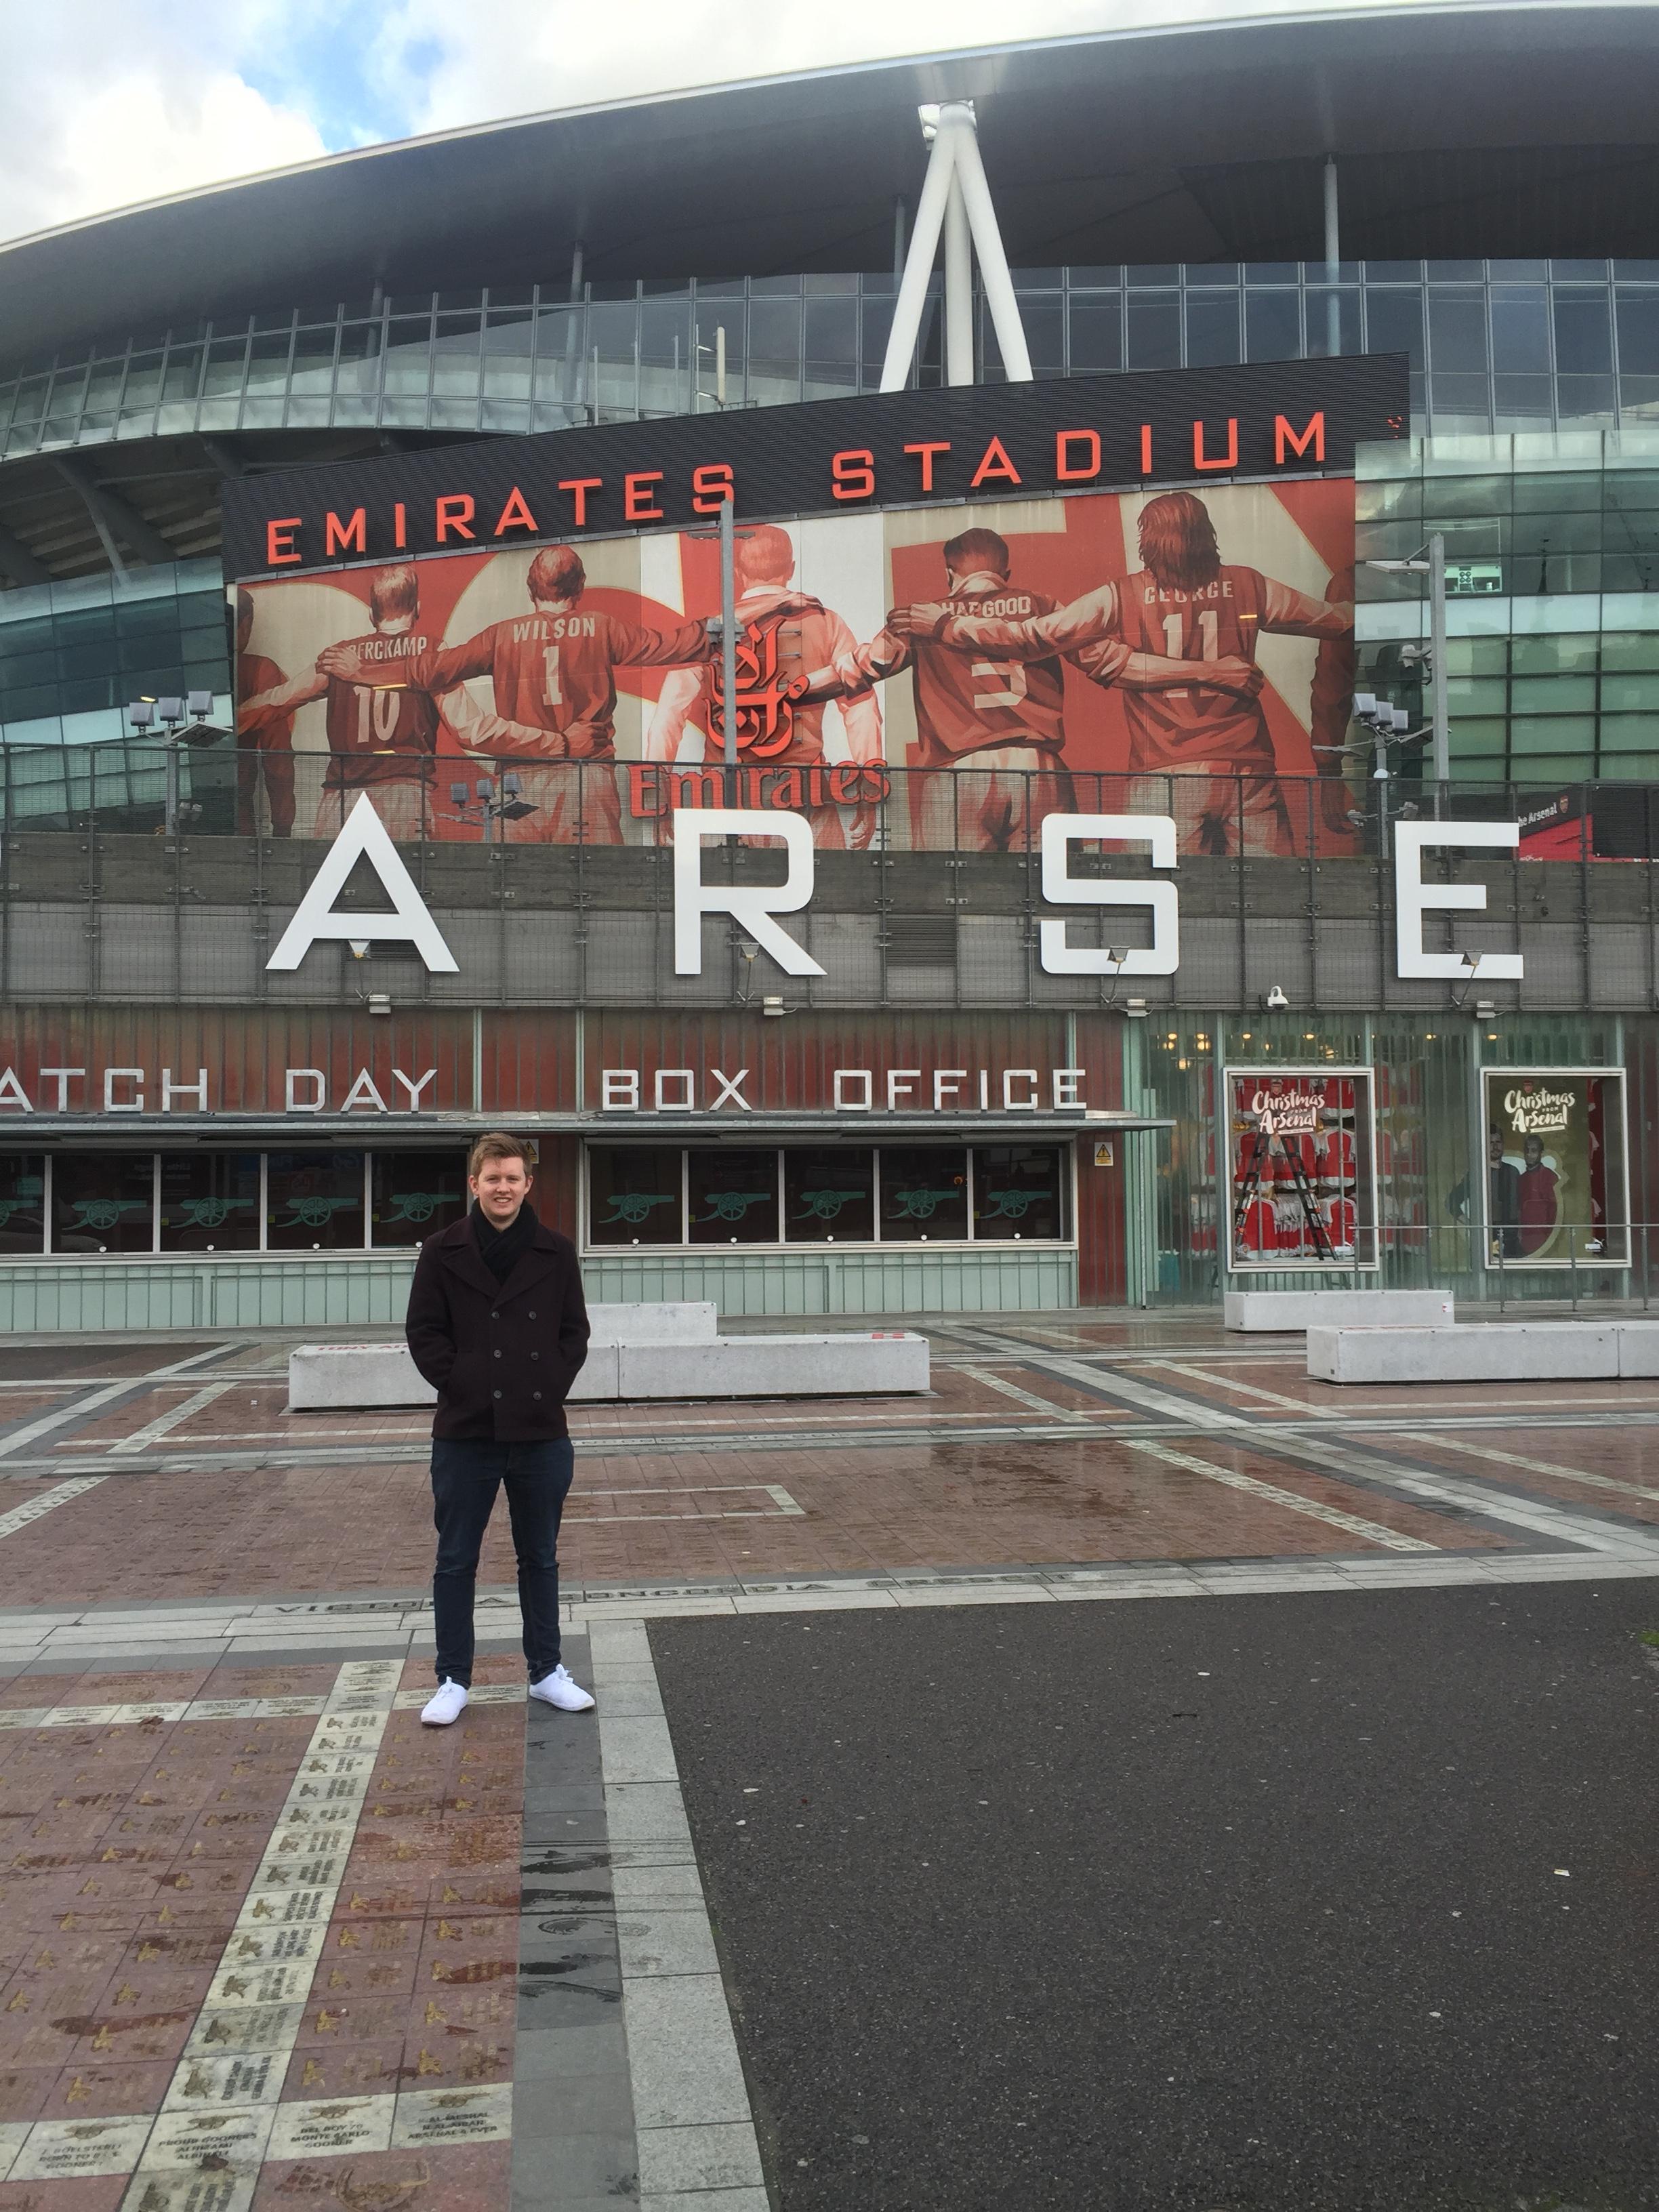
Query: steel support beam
[
  {"left": 52, "top": 455, "right": 175, "bottom": 569},
  {"left": 0, "top": 523, "right": 49, "bottom": 588}
]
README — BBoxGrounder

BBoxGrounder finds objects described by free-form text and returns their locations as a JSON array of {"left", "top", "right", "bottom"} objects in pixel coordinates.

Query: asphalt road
[{"left": 653, "top": 1582, "right": 1659, "bottom": 2212}]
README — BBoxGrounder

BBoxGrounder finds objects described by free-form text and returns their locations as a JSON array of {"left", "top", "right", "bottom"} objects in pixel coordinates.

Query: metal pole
[
  {"left": 893, "top": 197, "right": 907, "bottom": 283},
  {"left": 1322, "top": 157, "right": 1340, "bottom": 359},
  {"left": 878, "top": 113, "right": 958, "bottom": 391},
  {"left": 1429, "top": 531, "right": 1450, "bottom": 788},
  {"left": 164, "top": 737, "right": 179, "bottom": 838},
  {"left": 949, "top": 109, "right": 1033, "bottom": 382},
  {"left": 720, "top": 495, "right": 739, "bottom": 806},
  {"left": 944, "top": 173, "right": 974, "bottom": 386}
]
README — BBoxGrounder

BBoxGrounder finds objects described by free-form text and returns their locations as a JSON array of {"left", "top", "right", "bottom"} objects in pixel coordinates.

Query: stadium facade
[{"left": 3, "top": 2, "right": 1659, "bottom": 1330}]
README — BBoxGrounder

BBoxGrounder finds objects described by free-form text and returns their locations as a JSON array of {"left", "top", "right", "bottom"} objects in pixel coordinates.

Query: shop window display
[
  {"left": 880, "top": 1147, "right": 970, "bottom": 1243},
  {"left": 1478, "top": 1070, "right": 1629, "bottom": 1267},
  {"left": 370, "top": 1151, "right": 468, "bottom": 1245},
  {"left": 159, "top": 1152, "right": 261, "bottom": 1253},
  {"left": 972, "top": 1148, "right": 1065, "bottom": 1240},
  {"left": 0, "top": 1155, "right": 46, "bottom": 1254},
  {"left": 783, "top": 1149, "right": 874, "bottom": 1244},
  {"left": 588, "top": 1148, "right": 685, "bottom": 1246},
  {"left": 1224, "top": 1069, "right": 1378, "bottom": 1271},
  {"left": 687, "top": 1149, "right": 780, "bottom": 1245},
  {"left": 52, "top": 1153, "right": 157, "bottom": 1255},
  {"left": 265, "top": 1150, "right": 365, "bottom": 1252}
]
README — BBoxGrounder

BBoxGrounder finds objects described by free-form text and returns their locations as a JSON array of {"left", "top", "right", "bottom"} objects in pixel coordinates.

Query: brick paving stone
[
  {"left": 0, "top": 2174, "right": 131, "bottom": 2212},
  {"left": 251, "top": 2140, "right": 512, "bottom": 2212}
]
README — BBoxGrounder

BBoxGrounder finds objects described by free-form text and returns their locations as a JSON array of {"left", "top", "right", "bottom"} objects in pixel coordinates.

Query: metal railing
[
  {"left": 2, "top": 743, "right": 1654, "bottom": 857},
  {"left": 1215, "top": 1220, "right": 1657, "bottom": 1311}
]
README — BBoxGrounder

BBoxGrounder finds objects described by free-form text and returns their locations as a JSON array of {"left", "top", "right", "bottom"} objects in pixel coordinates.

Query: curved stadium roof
[
  {"left": 4, "top": 1, "right": 1659, "bottom": 590},
  {"left": 5, "top": 1, "right": 1659, "bottom": 361}
]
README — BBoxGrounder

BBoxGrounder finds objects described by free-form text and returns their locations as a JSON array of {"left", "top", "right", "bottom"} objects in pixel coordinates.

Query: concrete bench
[
  {"left": 1303, "top": 1320, "right": 1659, "bottom": 1385},
  {"left": 288, "top": 1315, "right": 927, "bottom": 1408},
  {"left": 1225, "top": 1290, "right": 1454, "bottom": 1333}
]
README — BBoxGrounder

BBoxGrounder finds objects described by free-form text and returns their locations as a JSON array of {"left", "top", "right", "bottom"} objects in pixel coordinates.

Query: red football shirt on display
[
  {"left": 235, "top": 649, "right": 295, "bottom": 834},
  {"left": 941, "top": 569, "right": 1351, "bottom": 773},
  {"left": 321, "top": 630, "right": 441, "bottom": 787},
  {"left": 427, "top": 610, "right": 711, "bottom": 758},
  {"left": 851, "top": 574, "right": 1069, "bottom": 762}
]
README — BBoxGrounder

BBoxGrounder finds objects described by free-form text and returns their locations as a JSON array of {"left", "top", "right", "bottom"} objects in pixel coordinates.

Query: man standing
[{"left": 405, "top": 1132, "right": 594, "bottom": 1725}]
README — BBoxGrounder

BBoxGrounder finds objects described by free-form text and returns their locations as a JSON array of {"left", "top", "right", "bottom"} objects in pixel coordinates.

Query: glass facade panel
[
  {"left": 159, "top": 1152, "right": 261, "bottom": 1252},
  {"left": 687, "top": 1147, "right": 779, "bottom": 1244},
  {"left": 879, "top": 1147, "right": 968, "bottom": 1242},
  {"left": 265, "top": 1149, "right": 365, "bottom": 1251},
  {"left": 587, "top": 1147, "right": 683, "bottom": 1246},
  {"left": 370, "top": 1151, "right": 468, "bottom": 1245},
  {"left": 9, "top": 260, "right": 1659, "bottom": 464},
  {"left": 0, "top": 1154, "right": 46, "bottom": 1254},
  {"left": 972, "top": 1147, "right": 1065, "bottom": 1240},
  {"left": 783, "top": 1147, "right": 874, "bottom": 1243},
  {"left": 53, "top": 1151, "right": 154, "bottom": 1254}
]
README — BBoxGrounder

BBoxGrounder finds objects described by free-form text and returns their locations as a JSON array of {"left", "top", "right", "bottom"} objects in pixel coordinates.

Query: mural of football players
[
  {"left": 865, "top": 523, "right": 1263, "bottom": 851},
  {"left": 647, "top": 523, "right": 883, "bottom": 850},
  {"left": 355, "top": 543, "right": 717, "bottom": 845},
  {"left": 891, "top": 490, "right": 1351, "bottom": 857},
  {"left": 239, "top": 566, "right": 455, "bottom": 841},
  {"left": 234, "top": 588, "right": 295, "bottom": 838}
]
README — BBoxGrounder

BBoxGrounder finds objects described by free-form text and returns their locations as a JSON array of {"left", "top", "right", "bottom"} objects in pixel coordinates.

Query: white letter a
[{"left": 266, "top": 794, "right": 458, "bottom": 972}]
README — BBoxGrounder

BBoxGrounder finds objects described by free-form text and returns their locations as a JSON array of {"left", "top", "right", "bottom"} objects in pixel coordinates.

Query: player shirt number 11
[{"left": 1164, "top": 609, "right": 1221, "bottom": 695}]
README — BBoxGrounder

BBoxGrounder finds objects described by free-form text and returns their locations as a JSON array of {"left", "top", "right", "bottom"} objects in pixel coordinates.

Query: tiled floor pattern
[{"left": 0, "top": 1652, "right": 532, "bottom": 2212}]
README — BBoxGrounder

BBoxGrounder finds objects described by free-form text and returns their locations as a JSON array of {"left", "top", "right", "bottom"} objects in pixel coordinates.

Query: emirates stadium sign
[
  {"left": 222, "top": 356, "right": 1405, "bottom": 576},
  {"left": 222, "top": 356, "right": 1407, "bottom": 870}
]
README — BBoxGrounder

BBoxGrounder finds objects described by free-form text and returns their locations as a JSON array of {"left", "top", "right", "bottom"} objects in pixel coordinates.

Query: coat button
[
  {"left": 527, "top": 1310, "right": 535, "bottom": 1319},
  {"left": 530, "top": 1351, "right": 539, "bottom": 1362},
  {"left": 493, "top": 1348, "right": 501, "bottom": 1359},
  {"left": 533, "top": 1391, "right": 541, "bottom": 1401},
  {"left": 491, "top": 1311, "right": 500, "bottom": 1321},
  {"left": 493, "top": 1389, "right": 502, "bottom": 1399}
]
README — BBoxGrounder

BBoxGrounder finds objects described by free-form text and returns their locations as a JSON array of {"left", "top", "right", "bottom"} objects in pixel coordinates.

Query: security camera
[{"left": 1263, "top": 985, "right": 1290, "bottom": 1011}]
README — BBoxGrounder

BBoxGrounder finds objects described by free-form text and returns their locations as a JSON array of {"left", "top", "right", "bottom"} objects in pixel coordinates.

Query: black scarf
[{"left": 471, "top": 1198, "right": 537, "bottom": 1284}]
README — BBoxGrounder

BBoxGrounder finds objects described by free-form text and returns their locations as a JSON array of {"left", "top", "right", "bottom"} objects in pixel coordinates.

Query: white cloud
[
  {"left": 0, "top": 0, "right": 1450, "bottom": 243},
  {"left": 0, "top": 3, "right": 327, "bottom": 243}
]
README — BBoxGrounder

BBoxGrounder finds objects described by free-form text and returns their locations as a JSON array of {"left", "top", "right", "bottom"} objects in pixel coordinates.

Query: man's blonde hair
[{"left": 468, "top": 1132, "right": 531, "bottom": 1179}]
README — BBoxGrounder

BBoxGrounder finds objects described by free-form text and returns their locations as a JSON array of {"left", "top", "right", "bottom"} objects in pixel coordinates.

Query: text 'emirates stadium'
[{"left": 3, "top": 3, "right": 1659, "bottom": 1326}]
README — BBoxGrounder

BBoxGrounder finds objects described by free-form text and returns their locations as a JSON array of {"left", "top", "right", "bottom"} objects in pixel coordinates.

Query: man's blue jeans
[{"left": 430, "top": 1437, "right": 573, "bottom": 1686}]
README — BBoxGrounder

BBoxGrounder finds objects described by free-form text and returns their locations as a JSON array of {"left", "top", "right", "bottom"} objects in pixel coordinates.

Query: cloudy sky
[{"left": 1, "top": 0, "right": 1427, "bottom": 245}]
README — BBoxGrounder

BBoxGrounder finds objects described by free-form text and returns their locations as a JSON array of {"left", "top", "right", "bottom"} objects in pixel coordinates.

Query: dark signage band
[{"left": 221, "top": 354, "right": 1408, "bottom": 581}]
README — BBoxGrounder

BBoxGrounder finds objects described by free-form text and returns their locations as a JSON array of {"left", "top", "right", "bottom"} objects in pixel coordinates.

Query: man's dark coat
[{"left": 405, "top": 1213, "right": 590, "bottom": 1440}]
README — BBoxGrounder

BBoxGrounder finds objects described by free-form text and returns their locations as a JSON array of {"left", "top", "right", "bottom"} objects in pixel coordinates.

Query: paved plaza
[{"left": 1, "top": 1313, "right": 1657, "bottom": 2209}]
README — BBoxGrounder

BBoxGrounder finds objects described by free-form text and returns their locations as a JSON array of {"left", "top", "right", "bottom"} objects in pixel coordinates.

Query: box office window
[
  {"left": 784, "top": 1148, "right": 874, "bottom": 1243},
  {"left": 1480, "top": 1070, "right": 1630, "bottom": 1267},
  {"left": 0, "top": 1155, "right": 46, "bottom": 1254},
  {"left": 588, "top": 1147, "right": 684, "bottom": 1246},
  {"left": 586, "top": 1145, "right": 1071, "bottom": 1248},
  {"left": 159, "top": 1153, "right": 261, "bottom": 1253},
  {"left": 1224, "top": 1069, "right": 1378, "bottom": 1271},
  {"left": 972, "top": 1147, "right": 1066, "bottom": 1240},
  {"left": 688, "top": 1148, "right": 780, "bottom": 1245},
  {"left": 53, "top": 1152, "right": 156, "bottom": 1255},
  {"left": 371, "top": 1151, "right": 468, "bottom": 1246},
  {"left": 266, "top": 1150, "right": 365, "bottom": 1252},
  {"left": 880, "top": 1147, "right": 969, "bottom": 1243}
]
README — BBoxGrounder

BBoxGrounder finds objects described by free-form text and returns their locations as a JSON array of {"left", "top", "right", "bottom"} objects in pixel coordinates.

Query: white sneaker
[
  {"left": 529, "top": 1664, "right": 595, "bottom": 1713},
  {"left": 421, "top": 1679, "right": 469, "bottom": 1726}
]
